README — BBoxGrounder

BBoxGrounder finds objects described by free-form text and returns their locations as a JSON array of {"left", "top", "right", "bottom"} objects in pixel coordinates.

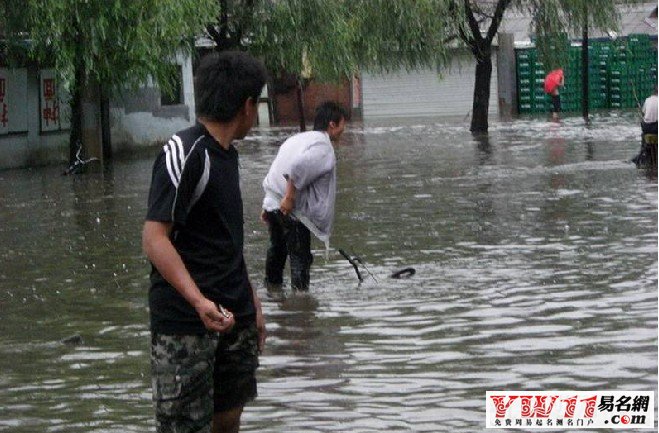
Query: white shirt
[
  {"left": 262, "top": 131, "right": 336, "bottom": 242},
  {"left": 642, "top": 94, "right": 657, "bottom": 123}
]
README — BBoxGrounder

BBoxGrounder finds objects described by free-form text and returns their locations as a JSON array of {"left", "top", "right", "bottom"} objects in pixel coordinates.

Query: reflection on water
[{"left": 0, "top": 113, "right": 656, "bottom": 432}]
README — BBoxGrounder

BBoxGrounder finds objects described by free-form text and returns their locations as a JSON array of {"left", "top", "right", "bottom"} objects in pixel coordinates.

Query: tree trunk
[
  {"left": 471, "top": 49, "right": 492, "bottom": 133},
  {"left": 218, "top": 0, "right": 229, "bottom": 50},
  {"left": 296, "top": 79, "right": 306, "bottom": 132},
  {"left": 68, "top": 62, "right": 85, "bottom": 165},
  {"left": 100, "top": 89, "right": 112, "bottom": 161},
  {"left": 69, "top": 23, "right": 85, "bottom": 165},
  {"left": 208, "top": 0, "right": 243, "bottom": 51}
]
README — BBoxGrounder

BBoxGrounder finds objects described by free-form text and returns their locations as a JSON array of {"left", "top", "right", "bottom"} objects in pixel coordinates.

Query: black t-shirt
[{"left": 146, "top": 123, "right": 255, "bottom": 335}]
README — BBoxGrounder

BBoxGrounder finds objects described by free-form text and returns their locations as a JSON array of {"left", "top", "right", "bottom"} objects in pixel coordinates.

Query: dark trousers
[
  {"left": 642, "top": 121, "right": 658, "bottom": 135},
  {"left": 265, "top": 211, "right": 313, "bottom": 291},
  {"left": 633, "top": 122, "right": 658, "bottom": 167},
  {"left": 551, "top": 94, "right": 561, "bottom": 113}
]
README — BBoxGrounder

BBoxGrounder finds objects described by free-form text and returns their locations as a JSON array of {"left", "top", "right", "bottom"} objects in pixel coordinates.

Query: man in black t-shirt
[{"left": 143, "top": 51, "right": 267, "bottom": 433}]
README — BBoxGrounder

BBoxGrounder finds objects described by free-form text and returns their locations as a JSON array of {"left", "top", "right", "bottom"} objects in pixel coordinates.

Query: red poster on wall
[{"left": 40, "top": 70, "right": 60, "bottom": 132}]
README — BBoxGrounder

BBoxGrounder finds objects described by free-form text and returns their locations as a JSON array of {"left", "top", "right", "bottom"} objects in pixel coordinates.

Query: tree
[
  {"left": 3, "top": 0, "right": 217, "bottom": 164},
  {"left": 451, "top": 0, "right": 510, "bottom": 133},
  {"left": 205, "top": 0, "right": 627, "bottom": 133},
  {"left": 449, "top": 0, "right": 629, "bottom": 133},
  {"left": 203, "top": 0, "right": 461, "bottom": 130},
  {"left": 206, "top": 0, "right": 359, "bottom": 130}
]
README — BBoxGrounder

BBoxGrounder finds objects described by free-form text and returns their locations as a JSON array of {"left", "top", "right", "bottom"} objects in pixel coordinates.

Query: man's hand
[
  {"left": 280, "top": 175, "right": 296, "bottom": 216},
  {"left": 260, "top": 209, "right": 269, "bottom": 224},
  {"left": 194, "top": 297, "right": 235, "bottom": 333},
  {"left": 280, "top": 196, "right": 294, "bottom": 215}
]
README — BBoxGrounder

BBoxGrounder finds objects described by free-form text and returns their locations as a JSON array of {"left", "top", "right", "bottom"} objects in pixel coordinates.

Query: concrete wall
[
  {"left": 0, "top": 53, "right": 196, "bottom": 170},
  {"left": 0, "top": 67, "right": 69, "bottom": 170},
  {"left": 361, "top": 51, "right": 499, "bottom": 119},
  {"left": 497, "top": 33, "right": 518, "bottom": 119},
  {"left": 110, "top": 54, "right": 195, "bottom": 153}
]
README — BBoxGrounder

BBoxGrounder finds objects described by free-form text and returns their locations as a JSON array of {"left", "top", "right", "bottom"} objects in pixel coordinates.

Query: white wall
[
  {"left": 361, "top": 51, "right": 499, "bottom": 119},
  {"left": 0, "top": 67, "right": 69, "bottom": 170},
  {"left": 0, "top": 53, "right": 196, "bottom": 169},
  {"left": 110, "top": 53, "right": 196, "bottom": 153},
  {"left": 5, "top": 69, "right": 28, "bottom": 133}
]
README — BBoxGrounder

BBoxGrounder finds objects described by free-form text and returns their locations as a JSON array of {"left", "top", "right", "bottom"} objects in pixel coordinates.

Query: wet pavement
[{"left": 0, "top": 113, "right": 656, "bottom": 432}]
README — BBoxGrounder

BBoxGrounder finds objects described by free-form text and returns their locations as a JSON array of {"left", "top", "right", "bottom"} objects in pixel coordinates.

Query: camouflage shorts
[{"left": 151, "top": 322, "right": 259, "bottom": 433}]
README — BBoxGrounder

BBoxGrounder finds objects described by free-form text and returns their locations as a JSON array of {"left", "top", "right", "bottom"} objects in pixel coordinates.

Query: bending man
[{"left": 261, "top": 101, "right": 347, "bottom": 291}]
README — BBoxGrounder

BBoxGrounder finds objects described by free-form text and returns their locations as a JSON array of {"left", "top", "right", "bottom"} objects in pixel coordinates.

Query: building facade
[{"left": 0, "top": 54, "right": 195, "bottom": 170}]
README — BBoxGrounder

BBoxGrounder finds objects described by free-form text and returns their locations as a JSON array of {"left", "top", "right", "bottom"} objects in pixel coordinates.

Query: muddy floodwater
[{"left": 0, "top": 113, "right": 656, "bottom": 432}]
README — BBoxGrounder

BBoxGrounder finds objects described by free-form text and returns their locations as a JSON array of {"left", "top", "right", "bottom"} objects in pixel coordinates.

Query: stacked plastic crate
[
  {"left": 532, "top": 58, "right": 547, "bottom": 112},
  {"left": 516, "top": 49, "right": 551, "bottom": 114},
  {"left": 516, "top": 35, "right": 658, "bottom": 113},
  {"left": 546, "top": 42, "right": 611, "bottom": 111},
  {"left": 516, "top": 49, "right": 534, "bottom": 113},
  {"left": 608, "top": 38, "right": 631, "bottom": 108},
  {"left": 587, "top": 41, "right": 609, "bottom": 109},
  {"left": 561, "top": 47, "right": 582, "bottom": 112},
  {"left": 625, "top": 34, "right": 657, "bottom": 107},
  {"left": 607, "top": 35, "right": 658, "bottom": 108}
]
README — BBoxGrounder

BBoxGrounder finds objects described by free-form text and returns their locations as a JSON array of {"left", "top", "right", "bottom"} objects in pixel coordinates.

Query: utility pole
[{"left": 581, "top": 3, "right": 589, "bottom": 122}]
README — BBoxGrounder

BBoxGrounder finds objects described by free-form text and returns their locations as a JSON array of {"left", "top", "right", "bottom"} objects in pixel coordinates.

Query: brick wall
[{"left": 271, "top": 78, "right": 353, "bottom": 126}]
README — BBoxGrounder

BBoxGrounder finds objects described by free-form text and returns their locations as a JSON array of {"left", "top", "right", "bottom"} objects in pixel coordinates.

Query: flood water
[{"left": 0, "top": 113, "right": 656, "bottom": 432}]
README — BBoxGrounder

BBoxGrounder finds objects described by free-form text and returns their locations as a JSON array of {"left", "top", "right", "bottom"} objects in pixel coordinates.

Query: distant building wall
[
  {"left": 497, "top": 33, "right": 518, "bottom": 119},
  {"left": 110, "top": 53, "right": 196, "bottom": 153},
  {"left": 271, "top": 78, "right": 352, "bottom": 126},
  {"left": 0, "top": 53, "right": 196, "bottom": 170},
  {"left": 361, "top": 50, "right": 499, "bottom": 119},
  {"left": 0, "top": 67, "right": 70, "bottom": 170}
]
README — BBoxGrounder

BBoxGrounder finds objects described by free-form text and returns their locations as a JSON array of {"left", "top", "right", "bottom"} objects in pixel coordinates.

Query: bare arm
[
  {"left": 248, "top": 280, "right": 266, "bottom": 353},
  {"left": 280, "top": 176, "right": 296, "bottom": 215},
  {"left": 142, "top": 220, "right": 234, "bottom": 332}
]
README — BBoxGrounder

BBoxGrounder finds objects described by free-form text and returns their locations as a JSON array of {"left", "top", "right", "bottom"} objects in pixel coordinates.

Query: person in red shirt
[{"left": 545, "top": 69, "right": 565, "bottom": 121}]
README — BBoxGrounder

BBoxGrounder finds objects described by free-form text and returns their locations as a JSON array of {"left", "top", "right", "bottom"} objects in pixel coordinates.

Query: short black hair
[
  {"left": 313, "top": 101, "right": 348, "bottom": 131},
  {"left": 194, "top": 51, "right": 267, "bottom": 122}
]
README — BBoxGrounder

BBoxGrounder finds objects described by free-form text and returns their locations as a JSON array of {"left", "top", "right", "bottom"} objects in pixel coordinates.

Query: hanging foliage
[{"left": 4, "top": 0, "right": 218, "bottom": 97}]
